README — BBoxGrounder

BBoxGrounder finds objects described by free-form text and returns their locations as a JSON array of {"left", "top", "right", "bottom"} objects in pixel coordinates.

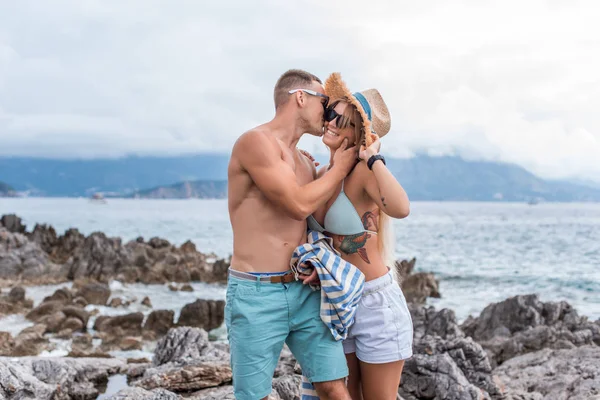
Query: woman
[{"left": 307, "top": 73, "right": 413, "bottom": 399}]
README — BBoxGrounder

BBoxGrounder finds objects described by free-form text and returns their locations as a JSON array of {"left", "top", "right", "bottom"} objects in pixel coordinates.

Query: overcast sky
[{"left": 1, "top": 0, "right": 599, "bottom": 182}]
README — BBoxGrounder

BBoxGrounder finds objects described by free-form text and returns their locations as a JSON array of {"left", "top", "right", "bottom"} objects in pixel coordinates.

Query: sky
[{"left": 1, "top": 0, "right": 599, "bottom": 182}]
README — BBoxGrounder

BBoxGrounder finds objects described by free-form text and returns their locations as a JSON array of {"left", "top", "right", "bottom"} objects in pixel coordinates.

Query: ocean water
[{"left": 1, "top": 198, "right": 599, "bottom": 324}]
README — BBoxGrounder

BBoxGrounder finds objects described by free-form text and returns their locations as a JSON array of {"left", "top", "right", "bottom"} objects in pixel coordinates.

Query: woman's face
[{"left": 322, "top": 101, "right": 356, "bottom": 151}]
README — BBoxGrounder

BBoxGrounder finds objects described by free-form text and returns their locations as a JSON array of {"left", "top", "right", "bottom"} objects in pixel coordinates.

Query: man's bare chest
[{"left": 280, "top": 148, "right": 313, "bottom": 185}]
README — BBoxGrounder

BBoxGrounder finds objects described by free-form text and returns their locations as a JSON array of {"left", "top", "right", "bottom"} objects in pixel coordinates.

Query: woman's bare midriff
[{"left": 328, "top": 232, "right": 390, "bottom": 282}]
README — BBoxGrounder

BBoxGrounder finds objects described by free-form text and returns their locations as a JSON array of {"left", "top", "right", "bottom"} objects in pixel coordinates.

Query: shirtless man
[{"left": 227, "top": 69, "right": 357, "bottom": 400}]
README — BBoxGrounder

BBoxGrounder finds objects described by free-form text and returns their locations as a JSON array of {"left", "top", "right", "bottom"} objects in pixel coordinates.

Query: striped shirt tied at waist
[{"left": 290, "top": 230, "right": 365, "bottom": 342}]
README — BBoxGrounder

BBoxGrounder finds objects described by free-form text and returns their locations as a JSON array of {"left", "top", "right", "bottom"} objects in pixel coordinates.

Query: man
[{"left": 227, "top": 69, "right": 357, "bottom": 400}]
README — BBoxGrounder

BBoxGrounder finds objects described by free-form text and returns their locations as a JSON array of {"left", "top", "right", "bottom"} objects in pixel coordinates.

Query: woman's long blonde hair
[{"left": 335, "top": 99, "right": 398, "bottom": 281}]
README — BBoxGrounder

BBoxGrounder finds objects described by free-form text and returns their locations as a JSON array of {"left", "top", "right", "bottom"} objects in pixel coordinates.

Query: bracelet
[{"left": 367, "top": 154, "right": 386, "bottom": 170}]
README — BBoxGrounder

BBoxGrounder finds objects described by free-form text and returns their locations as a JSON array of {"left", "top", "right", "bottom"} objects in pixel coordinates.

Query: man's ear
[{"left": 296, "top": 91, "right": 305, "bottom": 107}]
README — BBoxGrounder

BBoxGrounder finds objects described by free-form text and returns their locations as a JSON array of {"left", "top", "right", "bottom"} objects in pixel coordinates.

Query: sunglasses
[
  {"left": 288, "top": 89, "right": 329, "bottom": 110},
  {"left": 324, "top": 106, "right": 355, "bottom": 129}
]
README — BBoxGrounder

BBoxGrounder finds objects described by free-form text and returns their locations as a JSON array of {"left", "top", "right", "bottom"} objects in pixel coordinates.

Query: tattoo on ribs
[{"left": 336, "top": 211, "right": 379, "bottom": 264}]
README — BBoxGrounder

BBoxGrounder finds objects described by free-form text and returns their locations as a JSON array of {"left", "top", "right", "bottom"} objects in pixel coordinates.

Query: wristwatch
[{"left": 367, "top": 154, "right": 386, "bottom": 170}]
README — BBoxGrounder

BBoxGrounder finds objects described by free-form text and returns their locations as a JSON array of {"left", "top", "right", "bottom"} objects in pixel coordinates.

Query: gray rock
[
  {"left": 401, "top": 272, "right": 441, "bottom": 304},
  {"left": 143, "top": 310, "right": 175, "bottom": 339},
  {"left": 273, "top": 375, "right": 301, "bottom": 400},
  {"left": 76, "top": 282, "right": 111, "bottom": 305},
  {"left": 0, "top": 228, "right": 65, "bottom": 283},
  {"left": 414, "top": 335, "right": 500, "bottom": 397},
  {"left": 461, "top": 294, "right": 600, "bottom": 366},
  {"left": 187, "top": 385, "right": 235, "bottom": 399},
  {"left": 0, "top": 359, "right": 55, "bottom": 399},
  {"left": 105, "top": 387, "right": 179, "bottom": 400},
  {"left": 410, "top": 304, "right": 464, "bottom": 341},
  {"left": 8, "top": 287, "right": 26, "bottom": 303},
  {"left": 0, "top": 214, "right": 26, "bottom": 234},
  {"left": 94, "top": 312, "right": 144, "bottom": 336},
  {"left": 29, "top": 223, "right": 58, "bottom": 255},
  {"left": 398, "top": 353, "right": 491, "bottom": 400},
  {"left": 177, "top": 299, "right": 224, "bottom": 331},
  {"left": 42, "top": 287, "right": 73, "bottom": 304},
  {"left": 153, "top": 327, "right": 227, "bottom": 366},
  {"left": 67, "top": 232, "right": 130, "bottom": 280},
  {"left": 10, "top": 324, "right": 52, "bottom": 356},
  {"left": 0, "top": 357, "right": 126, "bottom": 400},
  {"left": 495, "top": 346, "right": 600, "bottom": 400},
  {"left": 135, "top": 361, "right": 232, "bottom": 392},
  {"left": 25, "top": 300, "right": 65, "bottom": 322}
]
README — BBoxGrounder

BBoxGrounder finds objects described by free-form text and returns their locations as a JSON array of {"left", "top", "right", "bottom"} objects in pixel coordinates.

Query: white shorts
[{"left": 343, "top": 270, "right": 414, "bottom": 363}]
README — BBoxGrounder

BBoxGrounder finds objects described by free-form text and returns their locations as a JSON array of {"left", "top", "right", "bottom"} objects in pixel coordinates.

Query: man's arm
[{"left": 235, "top": 130, "right": 355, "bottom": 221}]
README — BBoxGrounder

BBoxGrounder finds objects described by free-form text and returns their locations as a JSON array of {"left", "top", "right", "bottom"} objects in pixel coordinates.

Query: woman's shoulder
[{"left": 350, "top": 161, "right": 371, "bottom": 181}]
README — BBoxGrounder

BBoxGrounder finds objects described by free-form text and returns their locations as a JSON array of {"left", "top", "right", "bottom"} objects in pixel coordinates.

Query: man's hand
[
  {"left": 332, "top": 138, "right": 358, "bottom": 175},
  {"left": 297, "top": 267, "right": 320, "bottom": 285}
]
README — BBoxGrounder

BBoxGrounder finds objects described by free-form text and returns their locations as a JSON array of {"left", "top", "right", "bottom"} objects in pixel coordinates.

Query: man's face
[{"left": 303, "top": 81, "right": 329, "bottom": 137}]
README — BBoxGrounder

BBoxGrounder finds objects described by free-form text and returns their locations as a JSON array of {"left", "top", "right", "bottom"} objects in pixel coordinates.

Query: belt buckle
[{"left": 270, "top": 273, "right": 294, "bottom": 284}]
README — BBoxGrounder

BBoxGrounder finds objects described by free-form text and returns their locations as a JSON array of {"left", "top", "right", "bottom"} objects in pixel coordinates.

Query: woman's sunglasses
[{"left": 324, "top": 106, "right": 355, "bottom": 129}]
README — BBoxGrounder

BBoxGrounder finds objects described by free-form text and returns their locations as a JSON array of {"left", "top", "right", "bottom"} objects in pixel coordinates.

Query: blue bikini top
[{"left": 307, "top": 181, "right": 378, "bottom": 236}]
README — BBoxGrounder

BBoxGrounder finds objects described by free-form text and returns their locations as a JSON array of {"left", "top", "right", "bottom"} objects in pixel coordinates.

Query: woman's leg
[
  {"left": 345, "top": 352, "right": 363, "bottom": 400},
  {"left": 359, "top": 360, "right": 405, "bottom": 400}
]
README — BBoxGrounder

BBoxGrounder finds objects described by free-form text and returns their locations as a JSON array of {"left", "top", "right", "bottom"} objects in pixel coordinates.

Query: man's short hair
[{"left": 274, "top": 69, "right": 322, "bottom": 109}]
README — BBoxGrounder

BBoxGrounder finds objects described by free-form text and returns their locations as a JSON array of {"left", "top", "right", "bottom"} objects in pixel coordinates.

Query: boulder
[
  {"left": 10, "top": 324, "right": 53, "bottom": 356},
  {"left": 0, "top": 357, "right": 125, "bottom": 400},
  {"left": 8, "top": 286, "right": 26, "bottom": 303},
  {"left": 94, "top": 312, "right": 144, "bottom": 336},
  {"left": 143, "top": 310, "right": 175, "bottom": 339},
  {"left": 495, "top": 346, "right": 600, "bottom": 400},
  {"left": 135, "top": 361, "right": 232, "bottom": 392},
  {"left": 0, "top": 228, "right": 66, "bottom": 283},
  {"left": 398, "top": 353, "right": 491, "bottom": 400},
  {"left": 178, "top": 299, "right": 225, "bottom": 331},
  {"left": 142, "top": 296, "right": 153, "bottom": 308},
  {"left": 26, "top": 300, "right": 65, "bottom": 322},
  {"left": 105, "top": 387, "right": 180, "bottom": 400},
  {"left": 461, "top": 294, "right": 600, "bottom": 366},
  {"left": 153, "top": 327, "right": 227, "bottom": 366},
  {"left": 0, "top": 214, "right": 26, "bottom": 233},
  {"left": 67, "top": 232, "right": 130, "bottom": 280},
  {"left": 76, "top": 282, "right": 111, "bottom": 305},
  {"left": 401, "top": 272, "right": 441, "bottom": 304}
]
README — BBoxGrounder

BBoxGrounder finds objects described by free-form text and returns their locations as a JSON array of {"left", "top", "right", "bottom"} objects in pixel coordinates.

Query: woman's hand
[{"left": 359, "top": 135, "right": 381, "bottom": 163}]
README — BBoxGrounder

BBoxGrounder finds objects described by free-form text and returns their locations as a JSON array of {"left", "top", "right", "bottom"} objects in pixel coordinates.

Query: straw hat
[{"left": 324, "top": 72, "right": 391, "bottom": 147}]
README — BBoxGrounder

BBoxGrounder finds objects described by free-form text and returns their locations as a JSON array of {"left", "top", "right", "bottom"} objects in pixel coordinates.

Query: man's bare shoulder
[{"left": 232, "top": 126, "right": 280, "bottom": 157}]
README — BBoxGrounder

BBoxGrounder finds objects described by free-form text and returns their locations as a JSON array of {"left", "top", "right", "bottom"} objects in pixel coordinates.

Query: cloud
[{"left": 1, "top": 0, "right": 599, "bottom": 182}]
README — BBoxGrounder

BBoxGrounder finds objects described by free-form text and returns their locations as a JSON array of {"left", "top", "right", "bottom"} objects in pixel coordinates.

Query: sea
[{"left": 1, "top": 198, "right": 599, "bottom": 357}]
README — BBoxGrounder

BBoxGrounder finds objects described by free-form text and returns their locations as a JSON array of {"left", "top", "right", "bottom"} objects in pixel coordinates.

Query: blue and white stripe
[
  {"left": 290, "top": 230, "right": 365, "bottom": 399},
  {"left": 290, "top": 230, "right": 365, "bottom": 341}
]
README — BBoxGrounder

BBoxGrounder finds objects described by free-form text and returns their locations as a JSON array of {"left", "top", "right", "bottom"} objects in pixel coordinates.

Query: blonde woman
[{"left": 307, "top": 73, "right": 413, "bottom": 399}]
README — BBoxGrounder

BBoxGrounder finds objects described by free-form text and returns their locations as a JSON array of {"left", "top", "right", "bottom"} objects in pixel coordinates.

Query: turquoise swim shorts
[{"left": 225, "top": 270, "right": 349, "bottom": 400}]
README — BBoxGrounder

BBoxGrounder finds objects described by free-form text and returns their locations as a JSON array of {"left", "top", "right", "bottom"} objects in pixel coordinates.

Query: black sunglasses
[{"left": 324, "top": 106, "right": 355, "bottom": 128}]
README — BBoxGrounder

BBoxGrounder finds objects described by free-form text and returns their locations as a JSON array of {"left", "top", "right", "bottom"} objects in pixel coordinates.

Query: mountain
[
  {"left": 1, "top": 154, "right": 599, "bottom": 201},
  {"left": 0, "top": 154, "right": 228, "bottom": 197},
  {"left": 126, "top": 180, "right": 227, "bottom": 199},
  {"left": 0, "top": 181, "right": 16, "bottom": 197}
]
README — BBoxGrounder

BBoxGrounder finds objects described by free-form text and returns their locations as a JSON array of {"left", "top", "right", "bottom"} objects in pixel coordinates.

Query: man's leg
[
  {"left": 225, "top": 277, "right": 289, "bottom": 400},
  {"left": 285, "top": 281, "right": 351, "bottom": 400}
]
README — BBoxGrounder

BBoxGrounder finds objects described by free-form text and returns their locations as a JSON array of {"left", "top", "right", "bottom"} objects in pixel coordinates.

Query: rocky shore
[{"left": 1, "top": 214, "right": 599, "bottom": 399}]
